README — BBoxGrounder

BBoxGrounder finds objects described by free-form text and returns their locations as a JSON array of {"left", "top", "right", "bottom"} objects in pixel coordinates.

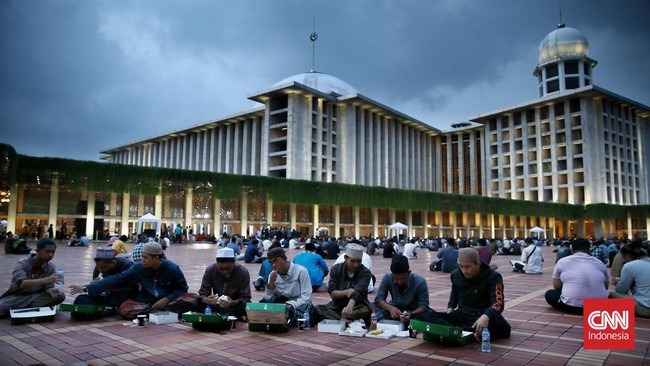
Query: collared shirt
[
  {"left": 553, "top": 252, "right": 609, "bottom": 307},
  {"left": 375, "top": 272, "right": 430, "bottom": 313},
  {"left": 293, "top": 251, "right": 329, "bottom": 287},
  {"left": 615, "top": 258, "right": 650, "bottom": 308},
  {"left": 327, "top": 262, "right": 371, "bottom": 308},
  {"left": 3, "top": 255, "right": 56, "bottom": 296},
  {"left": 263, "top": 262, "right": 312, "bottom": 312},
  {"left": 591, "top": 246, "right": 607, "bottom": 264},
  {"left": 199, "top": 262, "right": 251, "bottom": 306}
]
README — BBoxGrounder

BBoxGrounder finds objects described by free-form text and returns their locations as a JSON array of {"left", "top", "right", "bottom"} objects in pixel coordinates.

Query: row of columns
[{"left": 5, "top": 179, "right": 649, "bottom": 240}]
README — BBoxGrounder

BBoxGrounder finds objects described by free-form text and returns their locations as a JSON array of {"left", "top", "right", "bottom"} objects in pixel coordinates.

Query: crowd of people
[{"left": 0, "top": 230, "right": 648, "bottom": 347}]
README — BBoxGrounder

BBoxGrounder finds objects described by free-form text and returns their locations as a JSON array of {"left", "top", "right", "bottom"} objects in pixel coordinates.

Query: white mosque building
[{"left": 5, "top": 23, "right": 648, "bottom": 241}]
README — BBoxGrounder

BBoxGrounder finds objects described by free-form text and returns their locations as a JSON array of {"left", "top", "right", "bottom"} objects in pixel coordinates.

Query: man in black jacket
[{"left": 418, "top": 247, "right": 511, "bottom": 340}]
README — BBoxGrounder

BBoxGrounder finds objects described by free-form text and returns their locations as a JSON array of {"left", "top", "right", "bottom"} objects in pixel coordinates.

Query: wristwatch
[{"left": 82, "top": 286, "right": 88, "bottom": 294}]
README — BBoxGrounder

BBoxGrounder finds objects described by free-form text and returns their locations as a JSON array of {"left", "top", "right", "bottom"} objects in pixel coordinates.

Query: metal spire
[
  {"left": 558, "top": 1, "right": 565, "bottom": 28},
  {"left": 310, "top": 18, "right": 318, "bottom": 72}
]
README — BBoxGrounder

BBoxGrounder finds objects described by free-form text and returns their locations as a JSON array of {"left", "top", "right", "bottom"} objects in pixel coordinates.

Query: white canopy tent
[
  {"left": 137, "top": 213, "right": 161, "bottom": 236},
  {"left": 528, "top": 226, "right": 546, "bottom": 239},
  {"left": 388, "top": 222, "right": 409, "bottom": 243}
]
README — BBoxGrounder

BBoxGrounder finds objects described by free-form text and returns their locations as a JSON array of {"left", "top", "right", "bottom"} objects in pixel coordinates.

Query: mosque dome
[
  {"left": 538, "top": 24, "right": 589, "bottom": 64},
  {"left": 274, "top": 71, "right": 358, "bottom": 96}
]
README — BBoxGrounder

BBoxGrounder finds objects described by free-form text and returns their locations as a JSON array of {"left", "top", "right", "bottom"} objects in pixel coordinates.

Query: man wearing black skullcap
[
  {"left": 0, "top": 238, "right": 66, "bottom": 317},
  {"left": 374, "top": 254, "right": 432, "bottom": 326},
  {"left": 418, "top": 248, "right": 511, "bottom": 341}
]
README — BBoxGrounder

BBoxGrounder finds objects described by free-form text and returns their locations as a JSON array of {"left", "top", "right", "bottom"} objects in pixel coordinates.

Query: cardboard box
[
  {"left": 10, "top": 306, "right": 56, "bottom": 325},
  {"left": 245, "top": 303, "right": 290, "bottom": 332},
  {"left": 149, "top": 311, "right": 178, "bottom": 325},
  {"left": 378, "top": 319, "right": 405, "bottom": 333},
  {"left": 59, "top": 303, "right": 113, "bottom": 316},
  {"left": 181, "top": 311, "right": 228, "bottom": 325},
  {"left": 410, "top": 319, "right": 475, "bottom": 346},
  {"left": 317, "top": 319, "right": 345, "bottom": 333}
]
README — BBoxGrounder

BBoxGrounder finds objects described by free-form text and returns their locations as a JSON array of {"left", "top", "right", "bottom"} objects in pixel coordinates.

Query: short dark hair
[
  {"left": 120, "top": 235, "right": 128, "bottom": 241},
  {"left": 620, "top": 240, "right": 647, "bottom": 260},
  {"left": 36, "top": 238, "right": 56, "bottom": 250},
  {"left": 571, "top": 238, "right": 591, "bottom": 253},
  {"left": 304, "top": 242, "right": 316, "bottom": 252}
]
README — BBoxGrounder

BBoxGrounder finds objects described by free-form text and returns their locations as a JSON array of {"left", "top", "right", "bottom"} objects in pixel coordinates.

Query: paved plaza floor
[{"left": 0, "top": 241, "right": 648, "bottom": 365}]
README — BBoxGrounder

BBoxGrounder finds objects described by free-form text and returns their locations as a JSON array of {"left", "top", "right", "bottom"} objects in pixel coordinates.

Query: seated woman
[
  {"left": 609, "top": 240, "right": 650, "bottom": 318},
  {"left": 68, "top": 231, "right": 82, "bottom": 246}
]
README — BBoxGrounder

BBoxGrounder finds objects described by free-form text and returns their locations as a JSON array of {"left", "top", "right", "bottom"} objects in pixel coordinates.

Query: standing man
[
  {"left": 70, "top": 242, "right": 195, "bottom": 319},
  {"left": 261, "top": 247, "right": 312, "bottom": 325},
  {"left": 47, "top": 224, "right": 54, "bottom": 239},
  {"left": 544, "top": 238, "right": 609, "bottom": 314},
  {"left": 418, "top": 248, "right": 511, "bottom": 340},
  {"left": 0, "top": 238, "right": 66, "bottom": 316},
  {"left": 196, "top": 248, "right": 251, "bottom": 322},
  {"left": 315, "top": 244, "right": 371, "bottom": 323},
  {"left": 375, "top": 254, "right": 432, "bottom": 327}
]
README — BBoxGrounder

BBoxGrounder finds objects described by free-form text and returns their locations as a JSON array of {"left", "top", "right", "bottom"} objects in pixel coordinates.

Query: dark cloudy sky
[{"left": 1, "top": 0, "right": 649, "bottom": 161}]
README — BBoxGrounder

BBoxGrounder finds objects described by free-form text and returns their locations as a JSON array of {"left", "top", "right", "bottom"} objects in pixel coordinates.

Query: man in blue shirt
[
  {"left": 375, "top": 254, "right": 431, "bottom": 326},
  {"left": 244, "top": 238, "right": 264, "bottom": 264},
  {"left": 70, "top": 242, "right": 196, "bottom": 319},
  {"left": 293, "top": 243, "right": 329, "bottom": 292},
  {"left": 430, "top": 242, "right": 458, "bottom": 273}
]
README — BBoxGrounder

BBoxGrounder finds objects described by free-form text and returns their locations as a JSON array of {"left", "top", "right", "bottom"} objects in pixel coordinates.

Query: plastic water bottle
[
  {"left": 205, "top": 306, "right": 212, "bottom": 316},
  {"left": 370, "top": 310, "right": 378, "bottom": 331},
  {"left": 481, "top": 328, "right": 491, "bottom": 352},
  {"left": 57, "top": 269, "right": 64, "bottom": 285},
  {"left": 303, "top": 305, "right": 311, "bottom": 330}
]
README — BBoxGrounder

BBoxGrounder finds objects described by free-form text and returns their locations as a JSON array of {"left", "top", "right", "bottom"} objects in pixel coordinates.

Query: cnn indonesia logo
[{"left": 583, "top": 298, "right": 635, "bottom": 350}]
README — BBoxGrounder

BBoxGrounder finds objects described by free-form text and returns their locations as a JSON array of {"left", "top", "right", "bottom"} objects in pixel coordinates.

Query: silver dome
[
  {"left": 274, "top": 71, "right": 358, "bottom": 96},
  {"left": 538, "top": 25, "right": 589, "bottom": 64}
]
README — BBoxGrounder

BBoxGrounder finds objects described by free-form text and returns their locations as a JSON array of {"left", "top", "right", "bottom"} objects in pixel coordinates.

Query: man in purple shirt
[{"left": 544, "top": 238, "right": 609, "bottom": 314}]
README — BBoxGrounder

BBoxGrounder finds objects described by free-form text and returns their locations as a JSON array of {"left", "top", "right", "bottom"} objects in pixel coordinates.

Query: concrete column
[
  {"left": 85, "top": 191, "right": 95, "bottom": 239},
  {"left": 213, "top": 199, "right": 221, "bottom": 236},
  {"left": 289, "top": 204, "right": 297, "bottom": 231},
  {"left": 372, "top": 208, "right": 379, "bottom": 238},
  {"left": 48, "top": 176, "right": 59, "bottom": 230},
  {"left": 154, "top": 188, "right": 163, "bottom": 221},
  {"left": 266, "top": 200, "right": 273, "bottom": 228},
  {"left": 389, "top": 209, "right": 396, "bottom": 225},
  {"left": 7, "top": 183, "right": 18, "bottom": 234},
  {"left": 489, "top": 214, "right": 496, "bottom": 239},
  {"left": 353, "top": 206, "right": 360, "bottom": 238},
  {"left": 577, "top": 220, "right": 585, "bottom": 238},
  {"left": 421, "top": 211, "right": 428, "bottom": 238},
  {"left": 334, "top": 206, "right": 340, "bottom": 238},
  {"left": 184, "top": 187, "right": 193, "bottom": 231},
  {"left": 593, "top": 219, "right": 603, "bottom": 239},
  {"left": 240, "top": 191, "right": 248, "bottom": 237},
  {"left": 121, "top": 193, "right": 130, "bottom": 236},
  {"left": 646, "top": 218, "right": 650, "bottom": 239},
  {"left": 451, "top": 211, "right": 457, "bottom": 239},
  {"left": 627, "top": 212, "right": 633, "bottom": 239},
  {"left": 312, "top": 204, "right": 319, "bottom": 237},
  {"left": 406, "top": 210, "right": 413, "bottom": 239}
]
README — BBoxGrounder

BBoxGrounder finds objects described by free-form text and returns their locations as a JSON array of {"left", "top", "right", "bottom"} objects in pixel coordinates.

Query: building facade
[{"left": 2, "top": 25, "right": 649, "bottom": 241}]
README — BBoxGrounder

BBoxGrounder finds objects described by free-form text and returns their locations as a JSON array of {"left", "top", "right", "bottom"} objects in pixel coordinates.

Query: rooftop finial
[
  {"left": 558, "top": 1, "right": 565, "bottom": 28},
  {"left": 310, "top": 18, "right": 318, "bottom": 73}
]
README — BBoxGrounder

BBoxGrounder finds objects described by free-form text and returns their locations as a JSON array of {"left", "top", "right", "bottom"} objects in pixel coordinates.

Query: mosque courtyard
[{"left": 0, "top": 242, "right": 648, "bottom": 366}]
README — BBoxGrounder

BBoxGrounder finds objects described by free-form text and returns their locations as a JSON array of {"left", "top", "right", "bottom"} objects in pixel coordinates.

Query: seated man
[
  {"left": 70, "top": 247, "right": 136, "bottom": 319},
  {"left": 324, "top": 238, "right": 340, "bottom": 259},
  {"left": 0, "top": 238, "right": 66, "bottom": 317},
  {"left": 293, "top": 243, "right": 329, "bottom": 292},
  {"left": 334, "top": 244, "right": 376, "bottom": 292},
  {"left": 430, "top": 242, "right": 458, "bottom": 273},
  {"left": 194, "top": 248, "right": 251, "bottom": 329},
  {"left": 70, "top": 242, "right": 196, "bottom": 319},
  {"left": 226, "top": 236, "right": 245, "bottom": 261},
  {"left": 244, "top": 238, "right": 264, "bottom": 264},
  {"left": 609, "top": 240, "right": 650, "bottom": 318},
  {"left": 509, "top": 237, "right": 544, "bottom": 274},
  {"left": 68, "top": 231, "right": 81, "bottom": 247},
  {"left": 544, "top": 238, "right": 609, "bottom": 314},
  {"left": 261, "top": 247, "right": 312, "bottom": 325},
  {"left": 315, "top": 244, "right": 371, "bottom": 323},
  {"left": 4, "top": 232, "right": 31, "bottom": 254},
  {"left": 375, "top": 254, "right": 432, "bottom": 327},
  {"left": 404, "top": 241, "right": 418, "bottom": 259},
  {"left": 418, "top": 248, "right": 511, "bottom": 340}
]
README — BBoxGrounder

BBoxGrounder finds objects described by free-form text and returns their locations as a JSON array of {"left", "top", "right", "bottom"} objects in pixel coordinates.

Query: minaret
[{"left": 533, "top": 23, "right": 597, "bottom": 97}]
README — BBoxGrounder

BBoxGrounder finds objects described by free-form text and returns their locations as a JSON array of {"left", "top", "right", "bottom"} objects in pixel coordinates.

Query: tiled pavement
[{"left": 0, "top": 242, "right": 648, "bottom": 366}]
